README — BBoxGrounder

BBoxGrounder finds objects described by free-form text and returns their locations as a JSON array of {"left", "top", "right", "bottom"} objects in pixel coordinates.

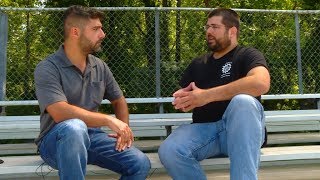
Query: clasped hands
[
  {"left": 108, "top": 82, "right": 207, "bottom": 151},
  {"left": 172, "top": 82, "right": 207, "bottom": 112}
]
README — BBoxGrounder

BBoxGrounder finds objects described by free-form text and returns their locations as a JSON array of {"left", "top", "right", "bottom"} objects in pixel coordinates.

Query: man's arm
[
  {"left": 109, "top": 96, "right": 133, "bottom": 149},
  {"left": 46, "top": 98, "right": 133, "bottom": 151},
  {"left": 206, "top": 66, "right": 270, "bottom": 102},
  {"left": 173, "top": 66, "right": 270, "bottom": 112},
  {"left": 111, "top": 96, "right": 129, "bottom": 125},
  {"left": 47, "top": 101, "right": 118, "bottom": 127}
]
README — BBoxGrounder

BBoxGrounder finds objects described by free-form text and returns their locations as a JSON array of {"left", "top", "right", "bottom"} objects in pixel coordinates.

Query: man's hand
[
  {"left": 108, "top": 118, "right": 134, "bottom": 152},
  {"left": 172, "top": 82, "right": 208, "bottom": 112}
]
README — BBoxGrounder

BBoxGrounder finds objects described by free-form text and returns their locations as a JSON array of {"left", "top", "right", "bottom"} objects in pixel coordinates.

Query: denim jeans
[
  {"left": 39, "top": 119, "right": 151, "bottom": 180},
  {"left": 158, "top": 94, "right": 265, "bottom": 180}
]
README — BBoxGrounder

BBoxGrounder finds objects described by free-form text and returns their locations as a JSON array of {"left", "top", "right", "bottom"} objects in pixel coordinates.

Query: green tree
[{"left": 1, "top": 0, "right": 319, "bottom": 114}]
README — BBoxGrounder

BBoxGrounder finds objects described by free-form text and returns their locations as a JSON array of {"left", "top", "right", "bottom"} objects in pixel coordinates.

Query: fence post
[
  {"left": 294, "top": 12, "right": 303, "bottom": 94},
  {"left": 154, "top": 9, "right": 163, "bottom": 113},
  {"left": 0, "top": 11, "right": 8, "bottom": 115}
]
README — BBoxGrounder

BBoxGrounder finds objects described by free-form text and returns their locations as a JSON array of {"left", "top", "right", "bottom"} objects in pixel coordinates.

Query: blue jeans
[
  {"left": 39, "top": 119, "right": 151, "bottom": 180},
  {"left": 158, "top": 94, "right": 265, "bottom": 180}
]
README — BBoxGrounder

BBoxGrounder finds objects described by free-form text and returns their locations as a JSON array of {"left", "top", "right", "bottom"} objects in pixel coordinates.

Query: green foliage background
[{"left": 0, "top": 0, "right": 319, "bottom": 115}]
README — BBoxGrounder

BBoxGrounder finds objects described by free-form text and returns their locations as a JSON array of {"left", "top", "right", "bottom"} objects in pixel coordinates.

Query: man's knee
[
  {"left": 230, "top": 94, "right": 256, "bottom": 106},
  {"left": 158, "top": 139, "right": 185, "bottom": 166},
  {"left": 158, "top": 140, "right": 173, "bottom": 161},
  {"left": 58, "top": 119, "right": 89, "bottom": 147},
  {"left": 228, "top": 94, "right": 263, "bottom": 114},
  {"left": 138, "top": 153, "right": 151, "bottom": 172},
  {"left": 64, "top": 118, "right": 87, "bottom": 129},
  {"left": 225, "top": 94, "right": 264, "bottom": 130},
  {"left": 124, "top": 152, "right": 151, "bottom": 176},
  {"left": 61, "top": 119, "right": 87, "bottom": 134}
]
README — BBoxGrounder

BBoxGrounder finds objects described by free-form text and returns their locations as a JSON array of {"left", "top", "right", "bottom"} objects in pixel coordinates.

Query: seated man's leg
[
  {"left": 87, "top": 128, "right": 151, "bottom": 180},
  {"left": 158, "top": 122, "right": 223, "bottom": 180},
  {"left": 222, "top": 94, "right": 265, "bottom": 180},
  {"left": 39, "top": 119, "right": 90, "bottom": 180}
]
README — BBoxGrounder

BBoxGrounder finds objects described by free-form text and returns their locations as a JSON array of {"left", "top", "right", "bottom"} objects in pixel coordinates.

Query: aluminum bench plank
[{"left": 1, "top": 146, "right": 320, "bottom": 178}]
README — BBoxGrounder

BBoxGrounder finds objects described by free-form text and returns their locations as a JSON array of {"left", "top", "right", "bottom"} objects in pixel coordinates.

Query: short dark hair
[
  {"left": 63, "top": 5, "right": 104, "bottom": 39},
  {"left": 207, "top": 8, "right": 240, "bottom": 38}
]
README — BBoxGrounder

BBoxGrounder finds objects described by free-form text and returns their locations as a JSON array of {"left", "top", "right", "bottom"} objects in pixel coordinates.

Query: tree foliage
[{"left": 0, "top": 0, "right": 319, "bottom": 114}]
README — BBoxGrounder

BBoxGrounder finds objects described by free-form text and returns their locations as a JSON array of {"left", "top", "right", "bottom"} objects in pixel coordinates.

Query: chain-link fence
[{"left": 0, "top": 7, "right": 319, "bottom": 101}]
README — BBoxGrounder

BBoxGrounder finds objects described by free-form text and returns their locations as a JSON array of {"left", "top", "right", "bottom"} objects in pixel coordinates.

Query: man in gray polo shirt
[{"left": 34, "top": 5, "right": 150, "bottom": 180}]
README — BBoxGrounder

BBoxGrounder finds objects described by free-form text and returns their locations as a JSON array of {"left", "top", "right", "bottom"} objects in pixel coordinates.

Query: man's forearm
[
  {"left": 46, "top": 101, "right": 117, "bottom": 128},
  {"left": 111, "top": 96, "right": 129, "bottom": 125},
  {"left": 205, "top": 70, "right": 270, "bottom": 103}
]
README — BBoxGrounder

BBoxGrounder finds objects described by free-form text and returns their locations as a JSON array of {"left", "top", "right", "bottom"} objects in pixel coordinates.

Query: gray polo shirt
[{"left": 34, "top": 45, "right": 123, "bottom": 146}]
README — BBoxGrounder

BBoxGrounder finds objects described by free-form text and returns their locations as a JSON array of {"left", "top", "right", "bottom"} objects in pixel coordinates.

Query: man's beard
[
  {"left": 207, "top": 34, "right": 231, "bottom": 52},
  {"left": 79, "top": 35, "right": 103, "bottom": 54}
]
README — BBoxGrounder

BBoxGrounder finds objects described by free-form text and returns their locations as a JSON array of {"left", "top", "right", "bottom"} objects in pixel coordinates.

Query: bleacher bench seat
[{"left": 0, "top": 94, "right": 319, "bottom": 178}]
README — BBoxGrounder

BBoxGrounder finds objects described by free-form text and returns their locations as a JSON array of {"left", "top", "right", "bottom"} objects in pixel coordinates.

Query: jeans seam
[
  {"left": 87, "top": 128, "right": 126, "bottom": 172},
  {"left": 39, "top": 134, "right": 58, "bottom": 168},
  {"left": 88, "top": 148, "right": 126, "bottom": 170},
  {"left": 191, "top": 134, "right": 218, "bottom": 160}
]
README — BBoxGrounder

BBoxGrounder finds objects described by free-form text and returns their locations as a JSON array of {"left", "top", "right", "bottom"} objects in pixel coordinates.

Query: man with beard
[
  {"left": 34, "top": 5, "right": 150, "bottom": 180},
  {"left": 158, "top": 8, "right": 270, "bottom": 180}
]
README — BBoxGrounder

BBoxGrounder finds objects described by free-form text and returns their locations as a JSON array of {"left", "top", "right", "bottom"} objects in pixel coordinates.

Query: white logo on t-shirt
[{"left": 221, "top": 62, "right": 232, "bottom": 78}]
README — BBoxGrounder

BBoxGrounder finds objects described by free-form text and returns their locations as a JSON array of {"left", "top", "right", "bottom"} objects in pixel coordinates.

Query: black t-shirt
[{"left": 179, "top": 46, "right": 268, "bottom": 123}]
